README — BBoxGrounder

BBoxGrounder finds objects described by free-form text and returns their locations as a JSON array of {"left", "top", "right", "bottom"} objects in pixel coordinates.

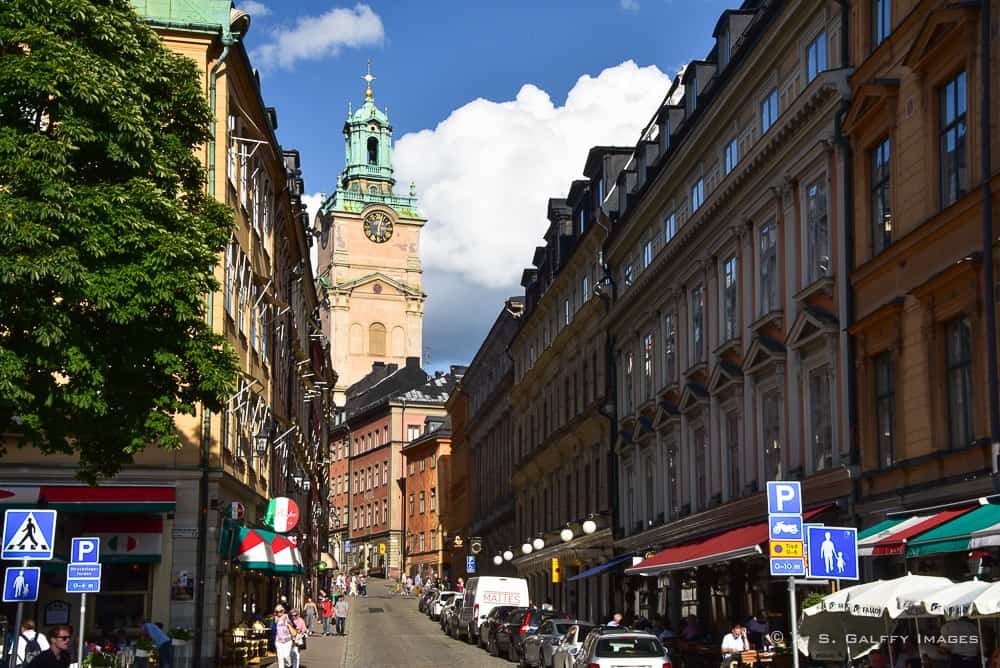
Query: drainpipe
[
  {"left": 195, "top": 40, "right": 232, "bottom": 667},
  {"left": 977, "top": 0, "right": 1000, "bottom": 491}
]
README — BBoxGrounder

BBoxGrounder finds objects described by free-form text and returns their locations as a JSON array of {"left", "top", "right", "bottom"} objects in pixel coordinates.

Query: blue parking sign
[
  {"left": 806, "top": 526, "right": 859, "bottom": 580},
  {"left": 466, "top": 555, "right": 476, "bottom": 574},
  {"left": 766, "top": 481, "right": 802, "bottom": 515},
  {"left": 2, "top": 509, "right": 57, "bottom": 560},
  {"left": 71, "top": 537, "right": 100, "bottom": 564},
  {"left": 3, "top": 566, "right": 40, "bottom": 602}
]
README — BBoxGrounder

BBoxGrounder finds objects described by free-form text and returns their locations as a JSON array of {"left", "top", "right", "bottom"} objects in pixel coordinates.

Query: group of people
[
  {"left": 403, "top": 571, "right": 464, "bottom": 595},
  {"left": 6, "top": 619, "right": 176, "bottom": 668},
  {"left": 312, "top": 588, "right": 350, "bottom": 636}
]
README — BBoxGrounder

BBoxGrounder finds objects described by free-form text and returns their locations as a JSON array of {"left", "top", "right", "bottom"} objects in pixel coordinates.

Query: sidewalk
[{"left": 298, "top": 627, "right": 348, "bottom": 668}]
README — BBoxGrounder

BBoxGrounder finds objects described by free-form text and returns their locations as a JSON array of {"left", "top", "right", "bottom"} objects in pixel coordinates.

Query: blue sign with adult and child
[{"left": 806, "top": 525, "right": 859, "bottom": 580}]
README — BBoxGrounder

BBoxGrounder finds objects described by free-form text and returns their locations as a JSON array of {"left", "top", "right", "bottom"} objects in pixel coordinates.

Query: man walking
[
  {"left": 335, "top": 595, "right": 349, "bottom": 635},
  {"left": 24, "top": 625, "right": 71, "bottom": 668},
  {"left": 14, "top": 620, "right": 48, "bottom": 667}
]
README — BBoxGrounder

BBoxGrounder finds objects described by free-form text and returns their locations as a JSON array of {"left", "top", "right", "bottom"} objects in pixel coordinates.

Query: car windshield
[
  {"left": 594, "top": 637, "right": 665, "bottom": 658},
  {"left": 440, "top": 593, "right": 457, "bottom": 601},
  {"left": 550, "top": 622, "right": 572, "bottom": 635}
]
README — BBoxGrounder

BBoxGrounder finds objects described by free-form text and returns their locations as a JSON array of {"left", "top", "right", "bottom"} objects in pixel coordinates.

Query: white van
[{"left": 456, "top": 576, "right": 530, "bottom": 642}]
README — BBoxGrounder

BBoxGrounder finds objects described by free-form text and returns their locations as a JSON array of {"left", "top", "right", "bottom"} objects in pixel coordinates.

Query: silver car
[
  {"left": 523, "top": 620, "right": 594, "bottom": 668},
  {"left": 431, "top": 591, "right": 459, "bottom": 620},
  {"left": 566, "top": 629, "right": 670, "bottom": 668}
]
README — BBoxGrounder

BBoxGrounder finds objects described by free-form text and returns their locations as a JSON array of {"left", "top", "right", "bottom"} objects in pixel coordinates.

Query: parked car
[
  {"left": 457, "top": 576, "right": 530, "bottom": 643},
  {"left": 439, "top": 597, "right": 459, "bottom": 632},
  {"left": 431, "top": 591, "right": 458, "bottom": 620},
  {"left": 418, "top": 587, "right": 439, "bottom": 613},
  {"left": 565, "top": 629, "right": 670, "bottom": 668},
  {"left": 496, "top": 607, "right": 566, "bottom": 664},
  {"left": 485, "top": 606, "right": 527, "bottom": 655},
  {"left": 551, "top": 624, "right": 602, "bottom": 668},
  {"left": 479, "top": 605, "right": 520, "bottom": 651},
  {"left": 523, "top": 620, "right": 594, "bottom": 668}
]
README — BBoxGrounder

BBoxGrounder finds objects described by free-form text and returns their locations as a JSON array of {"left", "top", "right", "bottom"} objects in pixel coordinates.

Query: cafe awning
[
  {"left": 626, "top": 505, "right": 830, "bottom": 576},
  {"left": 226, "top": 525, "right": 304, "bottom": 574},
  {"left": 0, "top": 484, "right": 176, "bottom": 513},
  {"left": 858, "top": 506, "right": 975, "bottom": 557},
  {"left": 567, "top": 554, "right": 636, "bottom": 582},
  {"left": 905, "top": 503, "right": 1000, "bottom": 558}
]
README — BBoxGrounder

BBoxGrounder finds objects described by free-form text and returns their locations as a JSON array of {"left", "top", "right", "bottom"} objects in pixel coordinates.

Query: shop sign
[
  {"left": 264, "top": 497, "right": 299, "bottom": 533},
  {"left": 172, "top": 527, "right": 198, "bottom": 539},
  {"left": 228, "top": 502, "right": 246, "bottom": 520}
]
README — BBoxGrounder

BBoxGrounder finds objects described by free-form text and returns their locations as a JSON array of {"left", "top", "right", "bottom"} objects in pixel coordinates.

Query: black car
[
  {"left": 496, "top": 607, "right": 567, "bottom": 663},
  {"left": 418, "top": 587, "right": 438, "bottom": 613},
  {"left": 483, "top": 605, "right": 524, "bottom": 654}
]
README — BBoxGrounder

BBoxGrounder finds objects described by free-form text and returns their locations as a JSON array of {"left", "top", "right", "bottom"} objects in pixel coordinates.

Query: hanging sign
[{"left": 264, "top": 497, "right": 299, "bottom": 533}]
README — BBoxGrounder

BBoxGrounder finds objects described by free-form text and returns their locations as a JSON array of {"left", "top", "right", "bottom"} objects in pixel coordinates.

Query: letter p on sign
[
  {"left": 766, "top": 481, "right": 802, "bottom": 515},
  {"left": 71, "top": 537, "right": 100, "bottom": 564}
]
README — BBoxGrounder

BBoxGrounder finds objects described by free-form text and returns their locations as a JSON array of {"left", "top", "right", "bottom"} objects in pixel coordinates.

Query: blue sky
[{"left": 238, "top": 0, "right": 733, "bottom": 371}]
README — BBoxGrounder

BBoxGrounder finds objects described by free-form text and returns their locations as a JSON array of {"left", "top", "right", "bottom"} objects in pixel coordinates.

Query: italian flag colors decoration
[
  {"left": 264, "top": 497, "right": 299, "bottom": 533},
  {"left": 81, "top": 518, "right": 164, "bottom": 563}
]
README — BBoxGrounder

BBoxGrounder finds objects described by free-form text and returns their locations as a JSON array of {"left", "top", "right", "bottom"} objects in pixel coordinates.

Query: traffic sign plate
[
  {"left": 67, "top": 564, "right": 101, "bottom": 579},
  {"left": 769, "top": 515, "right": 803, "bottom": 541},
  {"left": 3, "top": 566, "right": 40, "bottom": 602},
  {"left": 71, "top": 537, "right": 100, "bottom": 564},
  {"left": 466, "top": 555, "right": 477, "bottom": 574},
  {"left": 806, "top": 526, "right": 859, "bottom": 580},
  {"left": 766, "top": 481, "right": 802, "bottom": 515},
  {"left": 2, "top": 509, "right": 57, "bottom": 560},
  {"left": 769, "top": 557, "right": 805, "bottom": 576},
  {"left": 769, "top": 540, "right": 804, "bottom": 558},
  {"left": 66, "top": 579, "right": 100, "bottom": 593}
]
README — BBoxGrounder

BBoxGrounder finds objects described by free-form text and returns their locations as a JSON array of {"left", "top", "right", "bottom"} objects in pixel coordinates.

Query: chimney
[
  {"left": 372, "top": 361, "right": 385, "bottom": 370},
  {"left": 405, "top": 356, "right": 420, "bottom": 369},
  {"left": 387, "top": 363, "right": 398, "bottom": 373}
]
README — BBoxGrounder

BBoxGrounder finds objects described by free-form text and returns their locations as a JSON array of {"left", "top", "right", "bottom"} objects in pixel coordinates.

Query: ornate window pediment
[{"left": 903, "top": 5, "right": 979, "bottom": 73}]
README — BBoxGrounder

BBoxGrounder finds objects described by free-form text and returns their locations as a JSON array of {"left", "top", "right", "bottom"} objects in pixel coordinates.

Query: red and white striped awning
[
  {"left": 858, "top": 506, "right": 974, "bottom": 556},
  {"left": 0, "top": 484, "right": 175, "bottom": 513}
]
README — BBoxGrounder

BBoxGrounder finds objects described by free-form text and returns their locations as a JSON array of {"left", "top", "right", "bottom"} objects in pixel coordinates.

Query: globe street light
[
  {"left": 493, "top": 554, "right": 503, "bottom": 566},
  {"left": 503, "top": 549, "right": 514, "bottom": 562},
  {"left": 582, "top": 518, "right": 598, "bottom": 535},
  {"left": 560, "top": 527, "right": 574, "bottom": 543},
  {"left": 521, "top": 542, "right": 533, "bottom": 555},
  {"left": 532, "top": 537, "right": 545, "bottom": 551}
]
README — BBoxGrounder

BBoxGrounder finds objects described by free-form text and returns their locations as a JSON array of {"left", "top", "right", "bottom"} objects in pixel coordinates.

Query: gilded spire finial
[{"left": 363, "top": 59, "right": 375, "bottom": 100}]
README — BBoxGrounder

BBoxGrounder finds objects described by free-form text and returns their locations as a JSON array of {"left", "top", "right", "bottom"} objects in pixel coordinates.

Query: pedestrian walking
[
  {"left": 289, "top": 609, "right": 308, "bottom": 668},
  {"left": 303, "top": 596, "right": 318, "bottom": 636},
  {"left": 359, "top": 574, "right": 368, "bottom": 597},
  {"left": 318, "top": 590, "right": 333, "bottom": 636},
  {"left": 270, "top": 605, "right": 296, "bottom": 668},
  {"left": 13, "top": 620, "right": 48, "bottom": 667},
  {"left": 349, "top": 576, "right": 358, "bottom": 597},
  {"left": 456, "top": 577, "right": 464, "bottom": 592},
  {"left": 24, "top": 624, "right": 72, "bottom": 668},
  {"left": 335, "top": 595, "right": 349, "bottom": 635}
]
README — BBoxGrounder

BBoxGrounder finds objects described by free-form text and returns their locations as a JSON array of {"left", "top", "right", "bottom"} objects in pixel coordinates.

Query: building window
[
  {"left": 946, "top": 317, "right": 974, "bottom": 448},
  {"left": 419, "top": 457, "right": 425, "bottom": 472},
  {"left": 759, "top": 221, "right": 778, "bottom": 315},
  {"left": 582, "top": 275, "right": 590, "bottom": 303},
  {"left": 419, "top": 491, "right": 426, "bottom": 513},
  {"left": 643, "top": 333, "right": 655, "bottom": 399},
  {"left": 871, "top": 137, "right": 893, "bottom": 255},
  {"left": 761, "top": 88, "right": 778, "bottom": 135},
  {"left": 367, "top": 504, "right": 372, "bottom": 527},
  {"left": 691, "top": 286, "right": 705, "bottom": 365},
  {"left": 408, "top": 494, "right": 415, "bottom": 516},
  {"left": 688, "top": 76, "right": 698, "bottom": 112},
  {"left": 762, "top": 391, "right": 782, "bottom": 480},
  {"left": 806, "top": 31, "right": 827, "bottom": 82},
  {"left": 725, "top": 138, "right": 739, "bottom": 175},
  {"left": 430, "top": 488, "right": 436, "bottom": 511},
  {"left": 624, "top": 262, "right": 635, "bottom": 289},
  {"left": 644, "top": 455, "right": 655, "bottom": 523},
  {"left": 408, "top": 461, "right": 415, "bottom": 475},
  {"left": 939, "top": 70, "right": 968, "bottom": 208},
  {"left": 383, "top": 459, "right": 389, "bottom": 484},
  {"left": 664, "top": 212, "right": 676, "bottom": 243},
  {"left": 418, "top": 532, "right": 425, "bottom": 552},
  {"left": 407, "top": 425, "right": 420, "bottom": 442},
  {"left": 806, "top": 179, "right": 831, "bottom": 283},
  {"left": 872, "top": 0, "right": 891, "bottom": 48},
  {"left": 624, "top": 351, "right": 635, "bottom": 414},
  {"left": 369, "top": 322, "right": 386, "bottom": 356},
  {"left": 691, "top": 178, "right": 705, "bottom": 213},
  {"left": 725, "top": 412, "right": 740, "bottom": 499},
  {"left": 667, "top": 445, "right": 679, "bottom": 517},
  {"left": 643, "top": 238, "right": 654, "bottom": 268},
  {"left": 663, "top": 313, "right": 676, "bottom": 384},
  {"left": 373, "top": 463, "right": 379, "bottom": 488},
  {"left": 722, "top": 255, "right": 738, "bottom": 342},
  {"left": 430, "top": 455, "right": 436, "bottom": 469},
  {"left": 578, "top": 208, "right": 586, "bottom": 235},
  {"left": 809, "top": 367, "right": 832, "bottom": 471},
  {"left": 382, "top": 498, "right": 388, "bottom": 523},
  {"left": 564, "top": 298, "right": 571, "bottom": 326},
  {"left": 694, "top": 428, "right": 707, "bottom": 508},
  {"left": 875, "top": 352, "right": 895, "bottom": 468}
]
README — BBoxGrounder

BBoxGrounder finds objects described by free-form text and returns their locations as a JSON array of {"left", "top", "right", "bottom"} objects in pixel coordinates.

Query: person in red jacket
[{"left": 318, "top": 589, "right": 334, "bottom": 636}]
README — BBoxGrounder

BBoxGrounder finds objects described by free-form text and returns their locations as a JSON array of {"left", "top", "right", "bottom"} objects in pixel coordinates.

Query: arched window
[
  {"left": 369, "top": 322, "right": 386, "bottom": 356},
  {"left": 367, "top": 137, "right": 378, "bottom": 165}
]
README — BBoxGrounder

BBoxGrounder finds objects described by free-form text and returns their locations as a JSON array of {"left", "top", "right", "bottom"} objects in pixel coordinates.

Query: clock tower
[{"left": 315, "top": 63, "right": 426, "bottom": 405}]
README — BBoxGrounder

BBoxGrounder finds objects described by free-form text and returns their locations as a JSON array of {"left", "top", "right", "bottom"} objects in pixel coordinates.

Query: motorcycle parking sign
[{"left": 768, "top": 515, "right": 803, "bottom": 541}]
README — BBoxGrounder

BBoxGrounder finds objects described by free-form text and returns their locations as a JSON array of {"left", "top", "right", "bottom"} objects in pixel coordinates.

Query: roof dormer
[
  {"left": 713, "top": 9, "right": 757, "bottom": 71},
  {"left": 681, "top": 61, "right": 717, "bottom": 115}
]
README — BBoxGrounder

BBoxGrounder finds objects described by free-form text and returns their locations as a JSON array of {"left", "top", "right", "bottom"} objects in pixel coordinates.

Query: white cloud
[
  {"left": 393, "top": 60, "right": 672, "bottom": 289},
  {"left": 251, "top": 4, "right": 384, "bottom": 70},
  {"left": 237, "top": 0, "right": 271, "bottom": 17},
  {"left": 620, "top": 0, "right": 640, "bottom": 11}
]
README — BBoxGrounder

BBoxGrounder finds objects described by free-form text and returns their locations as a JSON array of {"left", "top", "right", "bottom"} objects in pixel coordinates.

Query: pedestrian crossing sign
[{"left": 2, "top": 509, "right": 57, "bottom": 560}]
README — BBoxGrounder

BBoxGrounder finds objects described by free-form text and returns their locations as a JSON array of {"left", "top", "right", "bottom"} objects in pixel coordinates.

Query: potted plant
[
  {"left": 134, "top": 637, "right": 155, "bottom": 657},
  {"left": 168, "top": 627, "right": 193, "bottom": 645}
]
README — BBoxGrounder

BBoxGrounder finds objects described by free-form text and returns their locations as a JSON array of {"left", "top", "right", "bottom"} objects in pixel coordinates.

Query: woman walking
[
  {"left": 318, "top": 590, "right": 333, "bottom": 636},
  {"left": 303, "top": 596, "right": 318, "bottom": 636},
  {"left": 270, "top": 605, "right": 297, "bottom": 668}
]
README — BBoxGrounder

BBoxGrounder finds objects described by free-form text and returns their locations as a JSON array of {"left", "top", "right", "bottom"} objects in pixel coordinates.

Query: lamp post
[{"left": 254, "top": 428, "right": 270, "bottom": 459}]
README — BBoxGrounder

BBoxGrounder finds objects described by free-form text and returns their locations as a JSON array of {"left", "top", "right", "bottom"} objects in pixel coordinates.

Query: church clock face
[{"left": 363, "top": 210, "right": 394, "bottom": 243}]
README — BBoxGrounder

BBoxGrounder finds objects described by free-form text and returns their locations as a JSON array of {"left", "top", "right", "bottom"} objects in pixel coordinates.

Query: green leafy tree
[{"left": 0, "top": 0, "right": 238, "bottom": 481}]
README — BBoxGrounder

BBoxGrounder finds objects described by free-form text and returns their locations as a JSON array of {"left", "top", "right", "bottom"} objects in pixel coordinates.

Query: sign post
[
  {"left": 3, "top": 509, "right": 57, "bottom": 668},
  {"left": 67, "top": 537, "right": 101, "bottom": 666},
  {"left": 766, "top": 482, "right": 803, "bottom": 668}
]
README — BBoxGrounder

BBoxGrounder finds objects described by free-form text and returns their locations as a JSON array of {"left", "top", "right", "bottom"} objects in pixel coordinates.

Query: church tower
[{"left": 316, "top": 63, "right": 426, "bottom": 406}]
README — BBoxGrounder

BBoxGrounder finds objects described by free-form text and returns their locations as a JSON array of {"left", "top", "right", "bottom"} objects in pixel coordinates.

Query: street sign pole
[
  {"left": 788, "top": 576, "right": 799, "bottom": 668},
  {"left": 8, "top": 559, "right": 27, "bottom": 668},
  {"left": 77, "top": 593, "right": 86, "bottom": 668}
]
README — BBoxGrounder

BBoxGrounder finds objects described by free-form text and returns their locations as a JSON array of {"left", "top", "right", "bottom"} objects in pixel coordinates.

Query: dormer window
[
  {"left": 688, "top": 77, "right": 698, "bottom": 113},
  {"left": 720, "top": 29, "right": 731, "bottom": 68},
  {"left": 367, "top": 137, "right": 378, "bottom": 164},
  {"left": 661, "top": 115, "right": 671, "bottom": 152}
]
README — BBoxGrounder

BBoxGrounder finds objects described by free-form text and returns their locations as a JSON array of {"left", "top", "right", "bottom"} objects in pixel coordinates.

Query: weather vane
[{"left": 363, "top": 59, "right": 375, "bottom": 100}]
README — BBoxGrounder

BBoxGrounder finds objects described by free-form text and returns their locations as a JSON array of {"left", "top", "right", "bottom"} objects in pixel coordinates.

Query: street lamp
[
  {"left": 521, "top": 542, "right": 533, "bottom": 555},
  {"left": 532, "top": 537, "right": 545, "bottom": 551},
  {"left": 582, "top": 517, "right": 598, "bottom": 535},
  {"left": 303, "top": 479, "right": 312, "bottom": 492},
  {"left": 493, "top": 555, "right": 503, "bottom": 566},
  {"left": 502, "top": 549, "right": 514, "bottom": 562},
  {"left": 560, "top": 526, "right": 574, "bottom": 543},
  {"left": 254, "top": 428, "right": 270, "bottom": 457}
]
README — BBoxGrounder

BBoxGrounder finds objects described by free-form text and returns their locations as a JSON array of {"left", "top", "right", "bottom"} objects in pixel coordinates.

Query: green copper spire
[{"left": 322, "top": 60, "right": 421, "bottom": 217}]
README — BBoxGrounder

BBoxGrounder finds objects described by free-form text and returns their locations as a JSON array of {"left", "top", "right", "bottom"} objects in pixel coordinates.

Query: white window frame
[
  {"left": 691, "top": 178, "right": 705, "bottom": 212},
  {"left": 761, "top": 88, "right": 779, "bottom": 135},
  {"left": 806, "top": 30, "right": 827, "bottom": 82}
]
